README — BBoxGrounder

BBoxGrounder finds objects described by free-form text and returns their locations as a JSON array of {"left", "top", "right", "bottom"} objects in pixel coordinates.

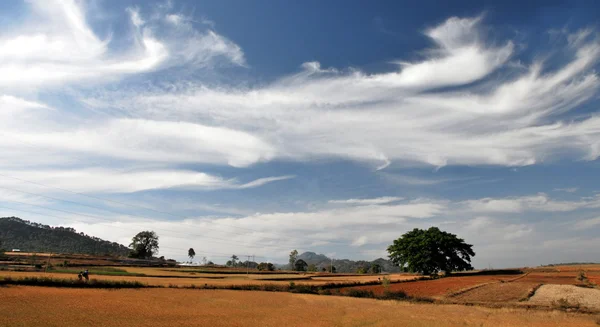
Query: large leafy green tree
[
  {"left": 387, "top": 227, "right": 475, "bottom": 275},
  {"left": 129, "top": 231, "right": 159, "bottom": 259},
  {"left": 188, "top": 248, "right": 196, "bottom": 261}
]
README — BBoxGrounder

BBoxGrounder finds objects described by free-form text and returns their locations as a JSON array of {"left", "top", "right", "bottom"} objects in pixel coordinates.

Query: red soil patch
[
  {"left": 518, "top": 272, "right": 581, "bottom": 285},
  {"left": 340, "top": 275, "right": 520, "bottom": 298}
]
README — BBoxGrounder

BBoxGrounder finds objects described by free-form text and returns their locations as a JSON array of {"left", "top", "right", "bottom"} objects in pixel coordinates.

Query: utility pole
[{"left": 330, "top": 258, "right": 334, "bottom": 273}]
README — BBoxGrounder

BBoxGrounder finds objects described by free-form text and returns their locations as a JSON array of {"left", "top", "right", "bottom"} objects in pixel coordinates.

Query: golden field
[
  {"left": 0, "top": 270, "right": 417, "bottom": 287},
  {"left": 1, "top": 286, "right": 598, "bottom": 327}
]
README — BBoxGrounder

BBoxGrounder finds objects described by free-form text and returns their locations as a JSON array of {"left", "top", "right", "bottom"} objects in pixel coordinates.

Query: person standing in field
[{"left": 82, "top": 269, "right": 89, "bottom": 282}]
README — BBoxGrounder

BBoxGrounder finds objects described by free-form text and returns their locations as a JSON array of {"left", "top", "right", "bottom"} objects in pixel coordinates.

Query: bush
[
  {"left": 380, "top": 291, "right": 407, "bottom": 300},
  {"left": 382, "top": 276, "right": 391, "bottom": 291},
  {"left": 290, "top": 284, "right": 317, "bottom": 294},
  {"left": 346, "top": 289, "right": 372, "bottom": 298},
  {"left": 0, "top": 276, "right": 146, "bottom": 289}
]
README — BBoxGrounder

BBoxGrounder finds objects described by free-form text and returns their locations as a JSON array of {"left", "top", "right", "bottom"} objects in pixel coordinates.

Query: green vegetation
[
  {"left": 387, "top": 227, "right": 475, "bottom": 275},
  {"left": 0, "top": 276, "right": 146, "bottom": 288},
  {"left": 294, "top": 259, "right": 308, "bottom": 272},
  {"left": 0, "top": 217, "right": 129, "bottom": 255},
  {"left": 257, "top": 262, "right": 275, "bottom": 271},
  {"left": 128, "top": 231, "right": 159, "bottom": 259},
  {"left": 48, "top": 266, "right": 146, "bottom": 277}
]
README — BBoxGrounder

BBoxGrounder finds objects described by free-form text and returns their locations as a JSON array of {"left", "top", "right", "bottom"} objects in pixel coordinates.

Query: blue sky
[{"left": 0, "top": 0, "right": 599, "bottom": 268}]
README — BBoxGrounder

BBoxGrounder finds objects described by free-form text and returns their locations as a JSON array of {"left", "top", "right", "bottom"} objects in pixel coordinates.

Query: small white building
[{"left": 11, "top": 249, "right": 21, "bottom": 252}]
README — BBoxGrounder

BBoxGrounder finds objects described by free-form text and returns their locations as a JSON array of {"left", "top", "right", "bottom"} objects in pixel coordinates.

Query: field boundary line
[
  {"left": 445, "top": 281, "right": 498, "bottom": 298},
  {"left": 507, "top": 272, "right": 530, "bottom": 282},
  {"left": 519, "top": 283, "right": 543, "bottom": 302}
]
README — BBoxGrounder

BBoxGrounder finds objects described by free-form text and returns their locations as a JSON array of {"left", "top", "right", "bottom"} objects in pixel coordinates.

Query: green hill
[{"left": 0, "top": 217, "right": 129, "bottom": 256}]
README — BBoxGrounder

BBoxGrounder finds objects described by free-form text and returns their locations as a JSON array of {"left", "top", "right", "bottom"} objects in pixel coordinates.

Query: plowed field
[
  {"left": 340, "top": 275, "right": 521, "bottom": 298},
  {"left": 518, "top": 272, "right": 581, "bottom": 285},
  {"left": 451, "top": 282, "right": 539, "bottom": 302}
]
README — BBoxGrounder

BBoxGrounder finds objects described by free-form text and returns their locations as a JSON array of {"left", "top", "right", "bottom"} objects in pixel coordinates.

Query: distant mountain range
[
  {"left": 279, "top": 251, "right": 401, "bottom": 273},
  {"left": 0, "top": 217, "right": 129, "bottom": 256}
]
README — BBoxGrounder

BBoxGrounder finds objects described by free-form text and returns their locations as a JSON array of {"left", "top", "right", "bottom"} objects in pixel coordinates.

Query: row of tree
[{"left": 128, "top": 226, "right": 475, "bottom": 276}]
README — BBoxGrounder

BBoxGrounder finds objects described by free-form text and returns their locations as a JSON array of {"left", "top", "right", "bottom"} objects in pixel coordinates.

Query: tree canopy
[
  {"left": 289, "top": 249, "right": 298, "bottom": 270},
  {"left": 188, "top": 248, "right": 196, "bottom": 261},
  {"left": 129, "top": 231, "right": 159, "bottom": 259},
  {"left": 294, "top": 259, "right": 308, "bottom": 271},
  {"left": 0, "top": 217, "right": 129, "bottom": 256},
  {"left": 387, "top": 227, "right": 475, "bottom": 275}
]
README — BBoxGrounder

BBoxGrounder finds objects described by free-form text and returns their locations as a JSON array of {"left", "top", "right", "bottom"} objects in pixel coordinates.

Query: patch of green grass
[
  {"left": 48, "top": 267, "right": 146, "bottom": 277},
  {"left": 0, "top": 276, "right": 147, "bottom": 288}
]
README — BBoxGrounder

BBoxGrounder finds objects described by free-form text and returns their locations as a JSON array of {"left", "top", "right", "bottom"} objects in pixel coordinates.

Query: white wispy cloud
[
  {"left": 73, "top": 17, "right": 600, "bottom": 171},
  {"left": 328, "top": 197, "right": 404, "bottom": 205},
  {"left": 554, "top": 187, "right": 578, "bottom": 193},
  {"left": 460, "top": 193, "right": 600, "bottom": 213},
  {"left": 0, "top": 169, "right": 293, "bottom": 194},
  {"left": 573, "top": 216, "right": 600, "bottom": 230}
]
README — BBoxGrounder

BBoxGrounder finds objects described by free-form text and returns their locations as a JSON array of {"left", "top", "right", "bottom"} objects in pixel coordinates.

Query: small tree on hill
[
  {"left": 188, "top": 248, "right": 196, "bottom": 262},
  {"left": 289, "top": 249, "right": 298, "bottom": 270},
  {"left": 129, "top": 231, "right": 159, "bottom": 259},
  {"left": 387, "top": 227, "right": 474, "bottom": 275},
  {"left": 307, "top": 264, "right": 317, "bottom": 272},
  {"left": 230, "top": 254, "right": 238, "bottom": 267}
]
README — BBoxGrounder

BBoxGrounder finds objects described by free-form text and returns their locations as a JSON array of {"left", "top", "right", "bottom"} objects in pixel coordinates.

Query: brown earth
[
  {"left": 339, "top": 275, "right": 521, "bottom": 298},
  {"left": 0, "top": 286, "right": 597, "bottom": 327},
  {"left": 450, "top": 282, "right": 540, "bottom": 303}
]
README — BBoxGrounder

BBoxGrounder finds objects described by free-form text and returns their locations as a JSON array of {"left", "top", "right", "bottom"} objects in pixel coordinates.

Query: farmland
[
  {"left": 339, "top": 274, "right": 521, "bottom": 298},
  {"left": 1, "top": 286, "right": 598, "bottom": 327},
  {"left": 3, "top": 257, "right": 600, "bottom": 325}
]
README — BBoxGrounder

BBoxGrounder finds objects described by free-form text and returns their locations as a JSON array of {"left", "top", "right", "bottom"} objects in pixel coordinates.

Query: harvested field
[
  {"left": 528, "top": 285, "right": 600, "bottom": 310},
  {"left": 340, "top": 275, "right": 521, "bottom": 298},
  {"left": 554, "top": 265, "right": 600, "bottom": 273},
  {"left": 0, "top": 286, "right": 597, "bottom": 327},
  {"left": 0, "top": 271, "right": 416, "bottom": 288},
  {"left": 451, "top": 282, "right": 540, "bottom": 302},
  {"left": 518, "top": 272, "right": 582, "bottom": 285}
]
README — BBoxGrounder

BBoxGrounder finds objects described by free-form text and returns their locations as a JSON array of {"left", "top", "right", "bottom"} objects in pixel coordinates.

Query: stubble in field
[{"left": 0, "top": 286, "right": 597, "bottom": 327}]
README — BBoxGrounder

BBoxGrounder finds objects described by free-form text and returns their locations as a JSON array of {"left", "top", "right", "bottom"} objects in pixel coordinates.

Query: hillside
[
  {"left": 296, "top": 251, "right": 401, "bottom": 273},
  {"left": 0, "top": 217, "right": 129, "bottom": 256}
]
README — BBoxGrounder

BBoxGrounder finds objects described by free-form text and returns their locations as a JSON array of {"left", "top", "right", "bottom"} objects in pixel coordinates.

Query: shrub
[
  {"left": 380, "top": 291, "right": 407, "bottom": 300},
  {"left": 290, "top": 284, "right": 317, "bottom": 294},
  {"left": 346, "top": 289, "right": 375, "bottom": 298},
  {"left": 382, "top": 276, "right": 391, "bottom": 290}
]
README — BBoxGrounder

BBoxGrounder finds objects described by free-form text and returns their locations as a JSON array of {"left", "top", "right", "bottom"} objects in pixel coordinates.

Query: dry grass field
[
  {"left": 1, "top": 286, "right": 598, "bottom": 327},
  {"left": 450, "top": 282, "right": 540, "bottom": 303},
  {"left": 0, "top": 270, "right": 417, "bottom": 287}
]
